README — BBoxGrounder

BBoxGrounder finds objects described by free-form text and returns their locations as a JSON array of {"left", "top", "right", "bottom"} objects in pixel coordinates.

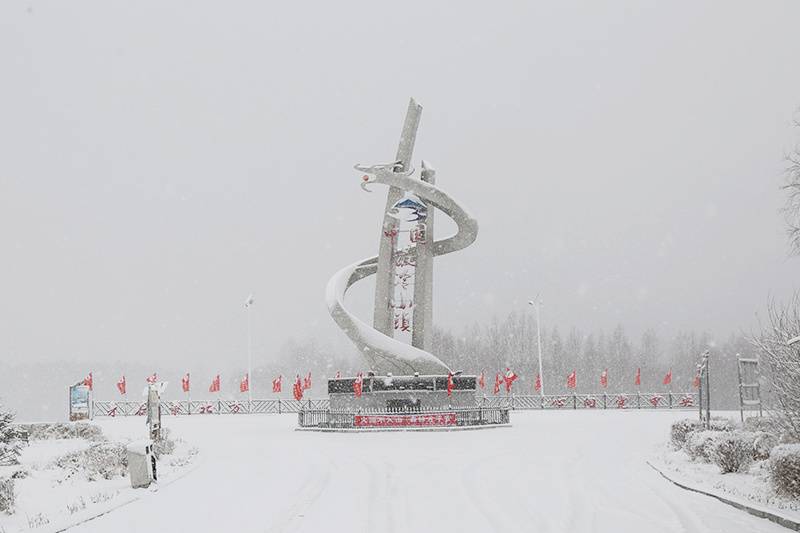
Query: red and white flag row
[
  {"left": 77, "top": 371, "right": 316, "bottom": 396},
  {"left": 476, "top": 367, "right": 695, "bottom": 394},
  {"left": 81, "top": 367, "right": 697, "bottom": 397}
]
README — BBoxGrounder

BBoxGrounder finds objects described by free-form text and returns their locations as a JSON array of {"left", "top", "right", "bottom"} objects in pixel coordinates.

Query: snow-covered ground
[
  {"left": 0, "top": 426, "right": 197, "bottom": 533},
  {"left": 3, "top": 410, "right": 792, "bottom": 533}
]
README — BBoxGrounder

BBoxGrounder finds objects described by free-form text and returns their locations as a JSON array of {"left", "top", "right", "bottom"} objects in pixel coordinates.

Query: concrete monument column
[{"left": 372, "top": 98, "right": 422, "bottom": 337}]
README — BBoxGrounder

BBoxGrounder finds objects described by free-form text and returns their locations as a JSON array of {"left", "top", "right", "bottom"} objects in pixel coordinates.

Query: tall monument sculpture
[{"left": 325, "top": 98, "right": 478, "bottom": 380}]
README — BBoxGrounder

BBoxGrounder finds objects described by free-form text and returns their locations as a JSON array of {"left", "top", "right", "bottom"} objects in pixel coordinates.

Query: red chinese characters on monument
[{"left": 354, "top": 413, "right": 457, "bottom": 428}]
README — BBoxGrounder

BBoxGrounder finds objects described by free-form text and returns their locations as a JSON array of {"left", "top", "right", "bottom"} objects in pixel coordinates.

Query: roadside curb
[{"left": 646, "top": 461, "right": 800, "bottom": 532}]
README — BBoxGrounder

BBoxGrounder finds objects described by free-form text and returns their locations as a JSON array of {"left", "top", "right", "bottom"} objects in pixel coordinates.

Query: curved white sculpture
[{"left": 325, "top": 163, "right": 478, "bottom": 375}]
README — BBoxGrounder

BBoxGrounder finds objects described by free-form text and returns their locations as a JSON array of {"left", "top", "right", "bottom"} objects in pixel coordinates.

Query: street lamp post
[
  {"left": 528, "top": 297, "right": 544, "bottom": 396},
  {"left": 245, "top": 294, "right": 255, "bottom": 407}
]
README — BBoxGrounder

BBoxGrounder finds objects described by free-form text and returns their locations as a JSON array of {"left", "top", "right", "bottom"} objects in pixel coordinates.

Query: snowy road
[{"left": 78, "top": 411, "right": 787, "bottom": 533}]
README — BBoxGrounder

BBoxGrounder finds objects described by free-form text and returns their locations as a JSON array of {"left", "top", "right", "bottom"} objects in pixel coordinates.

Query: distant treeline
[{"left": 429, "top": 311, "right": 757, "bottom": 408}]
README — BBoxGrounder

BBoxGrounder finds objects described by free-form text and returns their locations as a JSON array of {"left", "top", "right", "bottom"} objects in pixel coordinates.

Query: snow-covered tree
[
  {"left": 751, "top": 295, "right": 800, "bottom": 440},
  {"left": 783, "top": 117, "right": 800, "bottom": 255},
  {"left": 0, "top": 405, "right": 21, "bottom": 466}
]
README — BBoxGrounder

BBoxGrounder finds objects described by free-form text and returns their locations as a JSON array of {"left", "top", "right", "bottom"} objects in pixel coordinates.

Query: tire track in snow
[
  {"left": 365, "top": 459, "right": 400, "bottom": 533},
  {"left": 461, "top": 450, "right": 528, "bottom": 533},
  {"left": 562, "top": 450, "right": 598, "bottom": 533},
  {"left": 264, "top": 461, "right": 332, "bottom": 533}
]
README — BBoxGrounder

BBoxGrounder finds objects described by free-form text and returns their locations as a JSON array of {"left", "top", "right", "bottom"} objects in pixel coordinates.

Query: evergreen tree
[{"left": 0, "top": 405, "right": 21, "bottom": 466}]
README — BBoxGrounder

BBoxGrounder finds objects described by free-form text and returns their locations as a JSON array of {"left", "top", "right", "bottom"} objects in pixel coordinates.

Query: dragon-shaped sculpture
[{"left": 325, "top": 161, "right": 478, "bottom": 375}]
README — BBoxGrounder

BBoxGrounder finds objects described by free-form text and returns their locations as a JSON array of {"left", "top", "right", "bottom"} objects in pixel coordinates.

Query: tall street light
[
  {"left": 244, "top": 294, "right": 255, "bottom": 406},
  {"left": 528, "top": 296, "right": 544, "bottom": 396}
]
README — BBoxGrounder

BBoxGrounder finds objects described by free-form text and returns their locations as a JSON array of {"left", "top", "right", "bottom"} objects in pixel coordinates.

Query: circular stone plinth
[{"left": 327, "top": 374, "right": 477, "bottom": 411}]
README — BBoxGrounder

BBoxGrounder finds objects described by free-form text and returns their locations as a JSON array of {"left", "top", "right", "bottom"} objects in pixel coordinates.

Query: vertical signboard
[{"left": 69, "top": 384, "right": 91, "bottom": 421}]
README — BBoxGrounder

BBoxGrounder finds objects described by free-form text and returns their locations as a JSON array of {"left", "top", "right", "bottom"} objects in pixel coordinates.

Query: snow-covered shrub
[
  {"left": 753, "top": 431, "right": 780, "bottom": 460},
  {"left": 684, "top": 430, "right": 724, "bottom": 462},
  {"left": 670, "top": 418, "right": 703, "bottom": 449},
  {"left": 20, "top": 422, "right": 105, "bottom": 442},
  {"left": 708, "top": 417, "right": 735, "bottom": 432},
  {"left": 152, "top": 427, "right": 175, "bottom": 458},
  {"left": 743, "top": 416, "right": 779, "bottom": 434},
  {"left": 167, "top": 446, "right": 198, "bottom": 468},
  {"left": 0, "top": 477, "right": 14, "bottom": 515},
  {"left": 53, "top": 442, "right": 128, "bottom": 481},
  {"left": 769, "top": 444, "right": 800, "bottom": 498},
  {"left": 710, "top": 431, "right": 755, "bottom": 473},
  {"left": 26, "top": 513, "right": 49, "bottom": 528},
  {"left": 0, "top": 407, "right": 21, "bottom": 466}
]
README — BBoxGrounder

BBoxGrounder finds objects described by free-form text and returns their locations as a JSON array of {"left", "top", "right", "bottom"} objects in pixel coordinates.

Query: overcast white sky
[{"left": 1, "top": 1, "right": 799, "bottom": 369}]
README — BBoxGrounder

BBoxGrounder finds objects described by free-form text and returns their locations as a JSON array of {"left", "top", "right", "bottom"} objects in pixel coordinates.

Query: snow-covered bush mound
[
  {"left": 769, "top": 444, "right": 800, "bottom": 499},
  {"left": 670, "top": 418, "right": 703, "bottom": 449},
  {"left": 0, "top": 477, "right": 14, "bottom": 514},
  {"left": 743, "top": 416, "right": 779, "bottom": 434},
  {"left": 684, "top": 430, "right": 723, "bottom": 462},
  {"left": 753, "top": 431, "right": 779, "bottom": 460},
  {"left": 708, "top": 417, "right": 735, "bottom": 432},
  {"left": 153, "top": 427, "right": 176, "bottom": 458},
  {"left": 19, "top": 422, "right": 105, "bottom": 442},
  {"left": 52, "top": 442, "right": 128, "bottom": 482},
  {"left": 709, "top": 431, "right": 755, "bottom": 473}
]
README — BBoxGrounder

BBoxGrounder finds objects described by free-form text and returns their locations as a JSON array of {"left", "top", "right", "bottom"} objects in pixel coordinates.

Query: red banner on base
[{"left": 354, "top": 413, "right": 457, "bottom": 428}]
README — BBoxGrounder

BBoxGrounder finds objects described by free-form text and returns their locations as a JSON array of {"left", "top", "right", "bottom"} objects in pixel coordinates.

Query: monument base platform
[
  {"left": 328, "top": 374, "right": 477, "bottom": 411},
  {"left": 297, "top": 374, "right": 510, "bottom": 430}
]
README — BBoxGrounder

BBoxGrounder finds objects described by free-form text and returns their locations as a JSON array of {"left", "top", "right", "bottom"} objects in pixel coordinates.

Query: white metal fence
[
  {"left": 92, "top": 392, "right": 697, "bottom": 417},
  {"left": 481, "top": 392, "right": 698, "bottom": 410}
]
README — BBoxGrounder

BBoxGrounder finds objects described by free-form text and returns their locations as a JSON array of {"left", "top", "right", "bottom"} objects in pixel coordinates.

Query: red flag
[
  {"left": 240, "top": 373, "right": 249, "bottom": 393},
  {"left": 692, "top": 370, "right": 701, "bottom": 389},
  {"left": 663, "top": 369, "right": 672, "bottom": 386},
  {"left": 82, "top": 372, "right": 93, "bottom": 391},
  {"left": 272, "top": 375, "right": 282, "bottom": 393},
  {"left": 503, "top": 368, "right": 518, "bottom": 393},
  {"left": 600, "top": 369, "right": 608, "bottom": 389},
  {"left": 353, "top": 373, "right": 363, "bottom": 398},
  {"left": 146, "top": 373, "right": 158, "bottom": 384},
  {"left": 293, "top": 375, "right": 304, "bottom": 400},
  {"left": 303, "top": 372, "right": 312, "bottom": 390},
  {"left": 209, "top": 374, "right": 220, "bottom": 393},
  {"left": 493, "top": 373, "right": 502, "bottom": 395},
  {"left": 634, "top": 367, "right": 641, "bottom": 387},
  {"left": 447, "top": 372, "right": 454, "bottom": 396},
  {"left": 566, "top": 370, "right": 577, "bottom": 389},
  {"left": 182, "top": 373, "right": 190, "bottom": 393},
  {"left": 116, "top": 375, "right": 126, "bottom": 395},
  {"left": 478, "top": 371, "right": 486, "bottom": 389},
  {"left": 534, "top": 373, "right": 542, "bottom": 392}
]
